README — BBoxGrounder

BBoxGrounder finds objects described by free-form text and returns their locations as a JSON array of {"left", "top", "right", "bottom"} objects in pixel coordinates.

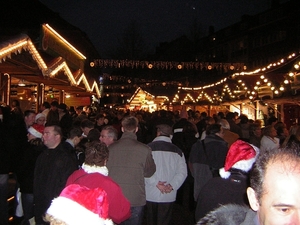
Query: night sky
[{"left": 39, "top": 0, "right": 282, "bottom": 58}]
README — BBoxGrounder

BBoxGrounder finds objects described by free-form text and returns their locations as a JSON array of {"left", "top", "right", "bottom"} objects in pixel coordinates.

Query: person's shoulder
[{"left": 197, "top": 204, "right": 253, "bottom": 225}]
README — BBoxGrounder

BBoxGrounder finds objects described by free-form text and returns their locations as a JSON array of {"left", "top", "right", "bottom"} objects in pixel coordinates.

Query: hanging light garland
[{"left": 90, "top": 59, "right": 245, "bottom": 71}]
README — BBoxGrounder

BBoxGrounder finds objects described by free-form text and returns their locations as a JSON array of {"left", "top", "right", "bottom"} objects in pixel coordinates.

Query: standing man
[
  {"left": 107, "top": 116, "right": 156, "bottom": 225},
  {"left": 146, "top": 124, "right": 187, "bottom": 225},
  {"left": 62, "top": 127, "right": 83, "bottom": 168},
  {"left": 46, "top": 101, "right": 59, "bottom": 126},
  {"left": 99, "top": 125, "right": 118, "bottom": 147},
  {"left": 34, "top": 125, "right": 77, "bottom": 225}
]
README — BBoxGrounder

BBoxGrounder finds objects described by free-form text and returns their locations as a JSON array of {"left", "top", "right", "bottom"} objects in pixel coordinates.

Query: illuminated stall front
[
  {"left": 128, "top": 87, "right": 169, "bottom": 112},
  {"left": 0, "top": 24, "right": 100, "bottom": 112}
]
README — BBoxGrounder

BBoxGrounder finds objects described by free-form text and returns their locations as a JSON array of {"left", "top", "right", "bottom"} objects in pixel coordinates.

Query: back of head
[
  {"left": 156, "top": 124, "right": 173, "bottom": 137},
  {"left": 206, "top": 123, "right": 221, "bottom": 135},
  {"left": 87, "top": 129, "right": 100, "bottom": 142},
  {"left": 80, "top": 119, "right": 94, "bottom": 129},
  {"left": 200, "top": 111, "right": 207, "bottom": 118},
  {"left": 43, "top": 102, "right": 51, "bottom": 109},
  {"left": 121, "top": 116, "right": 138, "bottom": 132},
  {"left": 239, "top": 114, "right": 249, "bottom": 124},
  {"left": 217, "top": 111, "right": 224, "bottom": 119},
  {"left": 225, "top": 112, "right": 235, "bottom": 120},
  {"left": 219, "top": 119, "right": 230, "bottom": 130},
  {"left": 51, "top": 101, "right": 59, "bottom": 108},
  {"left": 85, "top": 141, "right": 109, "bottom": 167},
  {"left": 267, "top": 116, "right": 278, "bottom": 125}
]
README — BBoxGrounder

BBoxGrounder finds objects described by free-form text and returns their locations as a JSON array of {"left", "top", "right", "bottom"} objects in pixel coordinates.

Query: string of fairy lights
[
  {"left": 173, "top": 52, "right": 300, "bottom": 104},
  {"left": 92, "top": 52, "right": 300, "bottom": 104}
]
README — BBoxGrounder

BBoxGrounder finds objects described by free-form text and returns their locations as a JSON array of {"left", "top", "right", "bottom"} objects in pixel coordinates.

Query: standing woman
[
  {"left": 18, "top": 124, "right": 45, "bottom": 225},
  {"left": 66, "top": 141, "right": 130, "bottom": 224}
]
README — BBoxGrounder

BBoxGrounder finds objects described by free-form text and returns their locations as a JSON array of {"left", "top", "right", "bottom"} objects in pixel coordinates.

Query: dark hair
[
  {"left": 239, "top": 114, "right": 249, "bottom": 124},
  {"left": 217, "top": 112, "right": 225, "bottom": 119},
  {"left": 42, "top": 102, "right": 51, "bottom": 109},
  {"left": 225, "top": 112, "right": 235, "bottom": 120},
  {"left": 50, "top": 101, "right": 59, "bottom": 107},
  {"left": 84, "top": 141, "right": 109, "bottom": 166},
  {"left": 249, "top": 143, "right": 300, "bottom": 203},
  {"left": 206, "top": 124, "right": 222, "bottom": 135},
  {"left": 24, "top": 110, "right": 35, "bottom": 117},
  {"left": 12, "top": 99, "right": 20, "bottom": 107},
  {"left": 87, "top": 129, "right": 100, "bottom": 142},
  {"left": 80, "top": 119, "right": 94, "bottom": 129},
  {"left": 262, "top": 125, "right": 274, "bottom": 136},
  {"left": 95, "top": 113, "right": 105, "bottom": 120},
  {"left": 200, "top": 111, "right": 207, "bottom": 118},
  {"left": 121, "top": 116, "right": 138, "bottom": 132},
  {"left": 267, "top": 116, "right": 278, "bottom": 125},
  {"left": 68, "top": 128, "right": 82, "bottom": 139}
]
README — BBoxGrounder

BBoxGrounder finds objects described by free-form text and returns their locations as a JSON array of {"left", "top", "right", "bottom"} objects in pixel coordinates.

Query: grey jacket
[
  {"left": 107, "top": 132, "right": 156, "bottom": 207},
  {"left": 197, "top": 204, "right": 259, "bottom": 225}
]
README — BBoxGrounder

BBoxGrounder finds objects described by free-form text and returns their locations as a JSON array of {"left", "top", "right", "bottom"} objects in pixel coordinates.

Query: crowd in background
[{"left": 1, "top": 99, "right": 300, "bottom": 225}]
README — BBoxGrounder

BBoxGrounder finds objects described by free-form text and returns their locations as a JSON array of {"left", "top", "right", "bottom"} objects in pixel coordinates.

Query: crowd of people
[{"left": 0, "top": 99, "right": 300, "bottom": 225}]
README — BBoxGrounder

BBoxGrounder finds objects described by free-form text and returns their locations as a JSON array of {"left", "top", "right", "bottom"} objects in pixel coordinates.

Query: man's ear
[{"left": 247, "top": 187, "right": 260, "bottom": 211}]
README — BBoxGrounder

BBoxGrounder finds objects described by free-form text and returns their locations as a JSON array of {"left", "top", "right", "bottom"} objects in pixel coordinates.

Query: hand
[{"left": 156, "top": 181, "right": 173, "bottom": 194}]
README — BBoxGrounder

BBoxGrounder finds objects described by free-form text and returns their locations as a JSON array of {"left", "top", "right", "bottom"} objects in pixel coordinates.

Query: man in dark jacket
[
  {"left": 189, "top": 124, "right": 228, "bottom": 202},
  {"left": 34, "top": 125, "right": 77, "bottom": 225},
  {"left": 107, "top": 116, "right": 156, "bottom": 225},
  {"left": 202, "top": 124, "right": 228, "bottom": 175},
  {"left": 62, "top": 127, "right": 83, "bottom": 168}
]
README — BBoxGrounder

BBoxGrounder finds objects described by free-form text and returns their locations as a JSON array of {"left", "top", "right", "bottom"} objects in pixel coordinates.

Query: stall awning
[{"left": 0, "top": 34, "right": 100, "bottom": 97}]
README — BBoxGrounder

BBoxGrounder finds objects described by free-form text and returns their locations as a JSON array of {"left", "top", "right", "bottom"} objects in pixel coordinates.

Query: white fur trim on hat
[
  {"left": 219, "top": 167, "right": 231, "bottom": 179},
  {"left": 35, "top": 113, "right": 46, "bottom": 122},
  {"left": 47, "top": 197, "right": 113, "bottom": 225},
  {"left": 28, "top": 126, "right": 42, "bottom": 138}
]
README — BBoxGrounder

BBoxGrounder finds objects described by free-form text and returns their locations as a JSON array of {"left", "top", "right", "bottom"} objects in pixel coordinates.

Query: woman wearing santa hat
[{"left": 18, "top": 123, "right": 45, "bottom": 225}]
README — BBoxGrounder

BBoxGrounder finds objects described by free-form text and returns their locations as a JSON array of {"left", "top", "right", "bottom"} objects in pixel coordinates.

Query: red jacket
[{"left": 66, "top": 169, "right": 131, "bottom": 224}]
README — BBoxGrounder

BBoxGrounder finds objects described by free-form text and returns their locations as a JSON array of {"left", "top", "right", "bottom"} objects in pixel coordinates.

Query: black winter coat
[{"left": 33, "top": 143, "right": 77, "bottom": 224}]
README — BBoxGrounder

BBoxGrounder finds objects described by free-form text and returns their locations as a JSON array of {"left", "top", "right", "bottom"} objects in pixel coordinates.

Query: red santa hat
[
  {"left": 46, "top": 184, "right": 113, "bottom": 225},
  {"left": 28, "top": 124, "right": 44, "bottom": 138},
  {"left": 219, "top": 140, "right": 259, "bottom": 179}
]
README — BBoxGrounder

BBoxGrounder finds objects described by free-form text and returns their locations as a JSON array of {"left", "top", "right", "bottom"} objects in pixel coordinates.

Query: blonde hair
[{"left": 44, "top": 213, "right": 67, "bottom": 225}]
